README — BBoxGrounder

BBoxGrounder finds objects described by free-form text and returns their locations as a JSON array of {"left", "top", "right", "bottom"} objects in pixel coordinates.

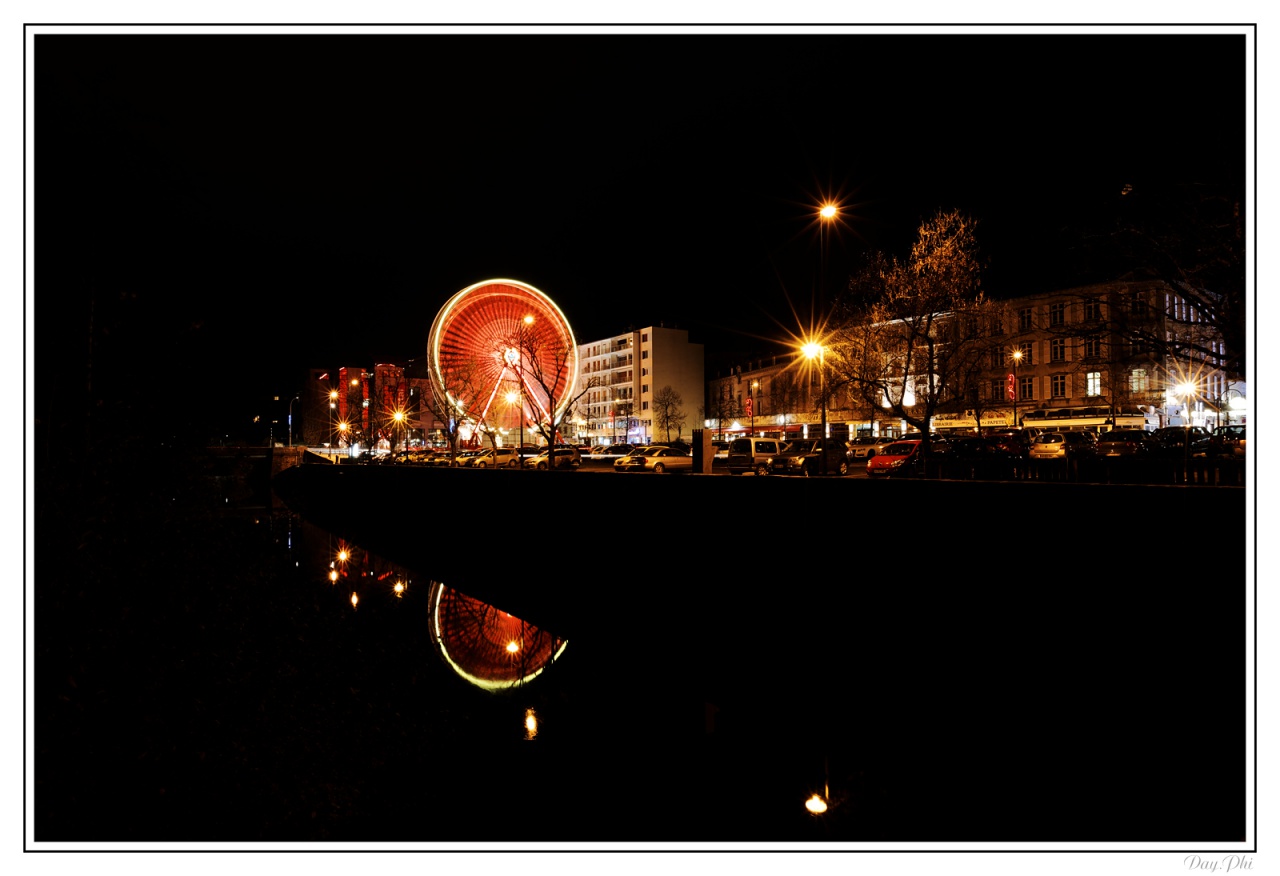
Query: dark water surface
[{"left": 34, "top": 452, "right": 1247, "bottom": 846}]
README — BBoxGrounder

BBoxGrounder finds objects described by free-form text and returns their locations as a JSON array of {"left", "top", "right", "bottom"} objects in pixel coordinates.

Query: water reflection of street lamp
[{"left": 803, "top": 342, "right": 827, "bottom": 475}]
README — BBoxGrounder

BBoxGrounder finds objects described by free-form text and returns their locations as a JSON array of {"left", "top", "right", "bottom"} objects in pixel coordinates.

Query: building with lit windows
[
  {"left": 941, "top": 279, "right": 1246, "bottom": 435},
  {"left": 708, "top": 279, "right": 1244, "bottom": 441},
  {"left": 575, "top": 326, "right": 705, "bottom": 446}
]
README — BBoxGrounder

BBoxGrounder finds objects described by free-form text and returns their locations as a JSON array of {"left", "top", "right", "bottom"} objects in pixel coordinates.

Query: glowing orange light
[
  {"left": 506, "top": 641, "right": 520, "bottom": 654},
  {"left": 350, "top": 592, "right": 359, "bottom": 609},
  {"left": 328, "top": 570, "right": 338, "bottom": 583},
  {"left": 805, "top": 794, "right": 828, "bottom": 815},
  {"left": 524, "top": 708, "right": 538, "bottom": 739},
  {"left": 337, "top": 549, "right": 349, "bottom": 562},
  {"left": 394, "top": 581, "right": 405, "bottom": 598},
  {"left": 819, "top": 204, "right": 837, "bottom": 220}
]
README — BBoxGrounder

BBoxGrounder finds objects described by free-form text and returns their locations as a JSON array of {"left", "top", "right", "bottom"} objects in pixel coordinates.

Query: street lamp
[
  {"left": 1010, "top": 347, "right": 1024, "bottom": 429},
  {"left": 1175, "top": 380, "right": 1196, "bottom": 479},
  {"left": 803, "top": 341, "right": 827, "bottom": 475},
  {"left": 393, "top": 409, "right": 407, "bottom": 457},
  {"left": 818, "top": 202, "right": 838, "bottom": 316}
]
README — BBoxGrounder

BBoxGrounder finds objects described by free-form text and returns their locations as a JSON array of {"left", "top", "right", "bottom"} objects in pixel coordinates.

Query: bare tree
[
  {"left": 651, "top": 385, "right": 687, "bottom": 442},
  {"left": 702, "top": 385, "right": 741, "bottom": 440},
  {"left": 1074, "top": 181, "right": 1245, "bottom": 379},
  {"left": 827, "top": 209, "right": 995, "bottom": 457},
  {"left": 423, "top": 356, "right": 489, "bottom": 466},
  {"left": 510, "top": 324, "right": 603, "bottom": 469}
]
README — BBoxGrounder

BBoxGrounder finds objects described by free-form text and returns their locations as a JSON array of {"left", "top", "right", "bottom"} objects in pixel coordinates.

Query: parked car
[
  {"left": 778, "top": 438, "right": 851, "bottom": 476},
  {"left": 1193, "top": 424, "right": 1246, "bottom": 458},
  {"left": 943, "top": 435, "right": 1021, "bottom": 478},
  {"left": 1028, "top": 431, "right": 1098, "bottom": 462},
  {"left": 463, "top": 447, "right": 521, "bottom": 468},
  {"left": 615, "top": 445, "right": 693, "bottom": 473},
  {"left": 614, "top": 445, "right": 654, "bottom": 470},
  {"left": 390, "top": 449, "right": 432, "bottom": 465},
  {"left": 712, "top": 441, "right": 731, "bottom": 460},
  {"left": 1149, "top": 426, "right": 1211, "bottom": 458},
  {"left": 846, "top": 435, "right": 897, "bottom": 460},
  {"left": 865, "top": 439, "right": 923, "bottom": 478},
  {"left": 982, "top": 430, "right": 1032, "bottom": 458},
  {"left": 1094, "top": 429, "right": 1155, "bottom": 459},
  {"left": 726, "top": 437, "right": 788, "bottom": 475},
  {"left": 523, "top": 444, "right": 582, "bottom": 470}
]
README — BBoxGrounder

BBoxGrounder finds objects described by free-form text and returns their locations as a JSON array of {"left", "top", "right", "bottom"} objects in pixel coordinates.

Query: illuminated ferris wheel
[{"left": 427, "top": 279, "right": 579, "bottom": 443}]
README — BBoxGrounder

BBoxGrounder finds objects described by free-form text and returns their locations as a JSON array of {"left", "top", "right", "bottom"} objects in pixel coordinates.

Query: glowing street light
[
  {"left": 803, "top": 341, "right": 828, "bottom": 475},
  {"left": 805, "top": 794, "right": 828, "bottom": 815},
  {"left": 393, "top": 409, "right": 407, "bottom": 456},
  {"left": 818, "top": 202, "right": 838, "bottom": 313}
]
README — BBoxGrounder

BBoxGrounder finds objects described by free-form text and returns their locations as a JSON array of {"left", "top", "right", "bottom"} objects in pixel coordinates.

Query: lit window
[
  {"left": 1130, "top": 369, "right": 1149, "bottom": 393},
  {"left": 1087, "top": 371, "right": 1101, "bottom": 397}
]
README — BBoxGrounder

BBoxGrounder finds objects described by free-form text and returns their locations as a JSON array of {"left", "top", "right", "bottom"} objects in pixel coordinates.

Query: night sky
[{"left": 34, "top": 26, "right": 1248, "bottom": 442}]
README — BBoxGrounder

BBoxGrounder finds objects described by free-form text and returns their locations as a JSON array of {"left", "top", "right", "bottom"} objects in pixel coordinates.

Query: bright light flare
[
  {"left": 1175, "top": 381, "right": 1197, "bottom": 398},
  {"left": 350, "top": 592, "right": 359, "bottom": 609},
  {"left": 524, "top": 708, "right": 539, "bottom": 740},
  {"left": 506, "top": 641, "right": 520, "bottom": 654},
  {"left": 819, "top": 204, "right": 837, "bottom": 220},
  {"left": 328, "top": 570, "right": 338, "bottom": 583},
  {"left": 805, "top": 794, "right": 828, "bottom": 815},
  {"left": 802, "top": 341, "right": 823, "bottom": 360},
  {"left": 394, "top": 581, "right": 405, "bottom": 598}
]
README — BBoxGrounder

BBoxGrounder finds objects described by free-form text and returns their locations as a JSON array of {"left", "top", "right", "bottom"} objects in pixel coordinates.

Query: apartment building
[{"left": 576, "top": 326, "right": 705, "bottom": 445}]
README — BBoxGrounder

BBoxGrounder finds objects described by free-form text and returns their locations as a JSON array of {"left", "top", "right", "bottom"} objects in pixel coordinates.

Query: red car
[{"left": 865, "top": 439, "right": 923, "bottom": 477}]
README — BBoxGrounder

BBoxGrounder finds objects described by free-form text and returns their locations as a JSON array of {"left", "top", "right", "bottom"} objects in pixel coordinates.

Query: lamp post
[
  {"left": 337, "top": 421, "right": 349, "bottom": 459},
  {"left": 286, "top": 394, "right": 300, "bottom": 447},
  {"left": 818, "top": 203, "right": 837, "bottom": 318},
  {"left": 803, "top": 342, "right": 827, "bottom": 475},
  {"left": 328, "top": 389, "right": 338, "bottom": 456},
  {"left": 1176, "top": 381, "right": 1196, "bottom": 481},
  {"left": 1011, "top": 348, "right": 1024, "bottom": 429},
  {"left": 393, "top": 409, "right": 406, "bottom": 457}
]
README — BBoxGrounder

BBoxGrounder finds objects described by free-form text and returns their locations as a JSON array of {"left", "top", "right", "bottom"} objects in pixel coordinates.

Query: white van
[{"left": 726, "top": 437, "right": 788, "bottom": 475}]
